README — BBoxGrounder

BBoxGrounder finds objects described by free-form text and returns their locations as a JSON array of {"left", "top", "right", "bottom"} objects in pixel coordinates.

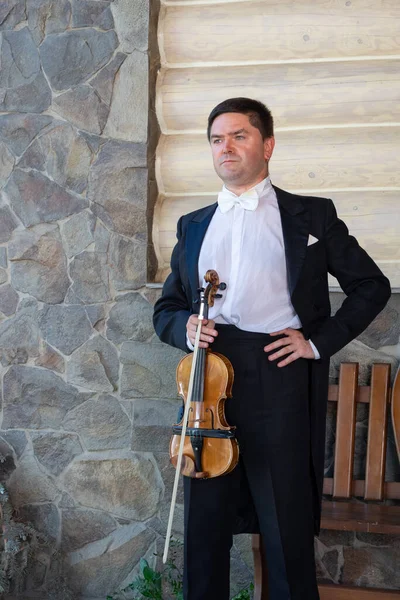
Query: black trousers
[{"left": 183, "top": 325, "right": 319, "bottom": 600}]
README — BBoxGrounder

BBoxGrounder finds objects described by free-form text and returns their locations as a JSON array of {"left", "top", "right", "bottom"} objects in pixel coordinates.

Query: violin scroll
[{"left": 204, "top": 269, "right": 227, "bottom": 308}]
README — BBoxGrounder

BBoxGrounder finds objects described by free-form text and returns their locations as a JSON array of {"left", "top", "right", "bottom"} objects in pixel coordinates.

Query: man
[{"left": 153, "top": 98, "right": 391, "bottom": 600}]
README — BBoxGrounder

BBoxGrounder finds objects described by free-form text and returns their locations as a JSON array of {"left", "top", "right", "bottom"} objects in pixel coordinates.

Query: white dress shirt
[{"left": 188, "top": 176, "right": 320, "bottom": 359}]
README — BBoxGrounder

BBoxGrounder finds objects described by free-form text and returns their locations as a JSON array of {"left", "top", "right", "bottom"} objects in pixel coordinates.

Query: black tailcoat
[{"left": 153, "top": 186, "right": 391, "bottom": 535}]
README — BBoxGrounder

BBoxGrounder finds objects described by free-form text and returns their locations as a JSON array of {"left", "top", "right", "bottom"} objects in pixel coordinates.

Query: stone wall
[
  {"left": 0, "top": 1, "right": 180, "bottom": 598},
  {"left": 0, "top": 1, "right": 400, "bottom": 599}
]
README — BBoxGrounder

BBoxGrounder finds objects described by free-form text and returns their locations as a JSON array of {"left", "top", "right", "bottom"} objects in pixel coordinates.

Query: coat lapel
[
  {"left": 186, "top": 203, "right": 218, "bottom": 303},
  {"left": 274, "top": 186, "right": 310, "bottom": 297}
]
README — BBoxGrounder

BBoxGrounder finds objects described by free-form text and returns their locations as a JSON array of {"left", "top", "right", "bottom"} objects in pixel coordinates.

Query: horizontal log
[
  {"left": 158, "top": 60, "right": 400, "bottom": 133},
  {"left": 153, "top": 190, "right": 400, "bottom": 285},
  {"left": 157, "top": 128, "right": 400, "bottom": 194},
  {"left": 160, "top": 1, "right": 400, "bottom": 65}
]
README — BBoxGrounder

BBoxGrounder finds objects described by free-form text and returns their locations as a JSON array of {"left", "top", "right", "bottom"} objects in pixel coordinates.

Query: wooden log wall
[{"left": 154, "top": 0, "right": 400, "bottom": 287}]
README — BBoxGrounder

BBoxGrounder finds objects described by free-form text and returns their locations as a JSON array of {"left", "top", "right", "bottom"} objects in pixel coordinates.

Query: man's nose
[{"left": 222, "top": 139, "right": 233, "bottom": 153}]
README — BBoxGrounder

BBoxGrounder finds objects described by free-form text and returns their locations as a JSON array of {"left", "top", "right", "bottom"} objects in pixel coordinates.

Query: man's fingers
[
  {"left": 277, "top": 352, "right": 299, "bottom": 367},
  {"left": 186, "top": 316, "right": 217, "bottom": 347},
  {"left": 264, "top": 337, "right": 291, "bottom": 352},
  {"left": 268, "top": 345, "right": 294, "bottom": 361}
]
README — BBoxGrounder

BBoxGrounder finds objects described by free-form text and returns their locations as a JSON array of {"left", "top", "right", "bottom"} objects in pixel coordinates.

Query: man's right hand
[{"left": 186, "top": 315, "right": 218, "bottom": 348}]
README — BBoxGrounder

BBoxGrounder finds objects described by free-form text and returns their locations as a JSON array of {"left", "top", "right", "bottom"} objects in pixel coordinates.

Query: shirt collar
[{"left": 221, "top": 175, "right": 272, "bottom": 199}]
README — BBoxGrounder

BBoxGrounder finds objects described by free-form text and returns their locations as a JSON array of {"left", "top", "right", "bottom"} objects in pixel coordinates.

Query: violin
[
  {"left": 163, "top": 269, "right": 239, "bottom": 562},
  {"left": 170, "top": 269, "right": 239, "bottom": 478}
]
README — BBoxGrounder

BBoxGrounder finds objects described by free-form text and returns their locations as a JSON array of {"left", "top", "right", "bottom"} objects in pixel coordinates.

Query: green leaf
[
  {"left": 140, "top": 558, "right": 150, "bottom": 573},
  {"left": 142, "top": 565, "right": 155, "bottom": 582}
]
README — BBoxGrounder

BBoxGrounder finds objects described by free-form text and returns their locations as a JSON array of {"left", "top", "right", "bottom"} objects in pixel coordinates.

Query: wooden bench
[{"left": 252, "top": 362, "right": 400, "bottom": 599}]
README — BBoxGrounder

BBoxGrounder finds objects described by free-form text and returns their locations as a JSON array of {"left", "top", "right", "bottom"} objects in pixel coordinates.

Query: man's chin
[{"left": 216, "top": 167, "right": 242, "bottom": 182}]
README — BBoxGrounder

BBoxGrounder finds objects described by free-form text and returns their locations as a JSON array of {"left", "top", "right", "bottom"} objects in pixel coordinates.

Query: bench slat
[
  {"left": 323, "top": 478, "right": 400, "bottom": 499},
  {"left": 392, "top": 366, "right": 400, "bottom": 462},
  {"left": 365, "top": 364, "right": 390, "bottom": 500},
  {"left": 319, "top": 583, "right": 400, "bottom": 599},
  {"left": 321, "top": 500, "right": 400, "bottom": 535},
  {"left": 333, "top": 364, "right": 359, "bottom": 499}
]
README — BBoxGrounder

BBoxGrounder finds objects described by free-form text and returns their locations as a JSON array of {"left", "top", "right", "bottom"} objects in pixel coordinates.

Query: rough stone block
[
  {"left": 0, "top": 113, "right": 52, "bottom": 156},
  {"left": 66, "top": 335, "right": 119, "bottom": 392},
  {"left": 0, "top": 140, "right": 14, "bottom": 185},
  {"left": 67, "top": 523, "right": 155, "bottom": 597},
  {"left": 7, "top": 453, "right": 60, "bottom": 508},
  {"left": 106, "top": 292, "right": 154, "bottom": 343},
  {"left": 104, "top": 50, "right": 148, "bottom": 143},
  {"left": 132, "top": 398, "right": 180, "bottom": 453},
  {"left": 2, "top": 365, "right": 91, "bottom": 429},
  {"left": 72, "top": 0, "right": 114, "bottom": 30},
  {"left": 0, "top": 205, "right": 18, "bottom": 243},
  {"left": 19, "top": 123, "right": 92, "bottom": 195},
  {"left": 34, "top": 341, "right": 65, "bottom": 374},
  {"left": 5, "top": 168, "right": 88, "bottom": 227},
  {"left": 0, "top": 28, "right": 51, "bottom": 112},
  {"left": 142, "top": 286, "right": 162, "bottom": 307},
  {"left": 40, "top": 28, "right": 118, "bottom": 91},
  {"left": 31, "top": 432, "right": 83, "bottom": 476},
  {"left": 153, "top": 451, "right": 183, "bottom": 505},
  {"left": 89, "top": 52, "right": 126, "bottom": 106},
  {"left": 63, "top": 394, "right": 131, "bottom": 450},
  {"left": 0, "top": 267, "right": 7, "bottom": 284},
  {"left": 343, "top": 546, "right": 400, "bottom": 588},
  {"left": 62, "top": 451, "right": 163, "bottom": 520},
  {"left": 53, "top": 85, "right": 109, "bottom": 135},
  {"left": 94, "top": 220, "right": 110, "bottom": 253},
  {"left": 18, "top": 503, "right": 60, "bottom": 542},
  {"left": 109, "top": 232, "right": 147, "bottom": 291},
  {"left": 61, "top": 507, "right": 118, "bottom": 553},
  {"left": 0, "top": 429, "right": 28, "bottom": 458},
  {"left": 330, "top": 340, "right": 399, "bottom": 385},
  {"left": 120, "top": 341, "right": 184, "bottom": 398},
  {"left": 111, "top": 0, "right": 149, "bottom": 53},
  {"left": 0, "top": 0, "right": 26, "bottom": 30},
  {"left": 0, "top": 247, "right": 6, "bottom": 268},
  {"left": 27, "top": 0, "right": 71, "bottom": 44},
  {"left": 89, "top": 139, "right": 147, "bottom": 236},
  {"left": 85, "top": 304, "right": 106, "bottom": 329},
  {"left": 39, "top": 304, "right": 93, "bottom": 355},
  {"left": 318, "top": 529, "right": 355, "bottom": 547},
  {"left": 0, "top": 437, "right": 16, "bottom": 481},
  {"left": 69, "top": 251, "right": 110, "bottom": 303},
  {"left": 61, "top": 211, "right": 95, "bottom": 259},
  {"left": 0, "top": 301, "right": 40, "bottom": 365},
  {"left": 9, "top": 225, "right": 69, "bottom": 304}
]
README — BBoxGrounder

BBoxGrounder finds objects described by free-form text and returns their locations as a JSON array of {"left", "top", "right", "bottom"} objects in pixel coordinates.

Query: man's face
[{"left": 209, "top": 112, "right": 275, "bottom": 191}]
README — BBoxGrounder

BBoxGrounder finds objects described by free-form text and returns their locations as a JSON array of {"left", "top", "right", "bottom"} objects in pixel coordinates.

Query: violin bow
[{"left": 163, "top": 292, "right": 206, "bottom": 563}]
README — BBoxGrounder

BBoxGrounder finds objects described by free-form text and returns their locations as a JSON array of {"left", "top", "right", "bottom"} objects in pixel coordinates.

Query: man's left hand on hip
[{"left": 264, "top": 328, "right": 315, "bottom": 367}]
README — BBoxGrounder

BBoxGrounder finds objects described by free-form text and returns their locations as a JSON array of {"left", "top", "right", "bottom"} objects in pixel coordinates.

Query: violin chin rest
[{"left": 170, "top": 454, "right": 208, "bottom": 479}]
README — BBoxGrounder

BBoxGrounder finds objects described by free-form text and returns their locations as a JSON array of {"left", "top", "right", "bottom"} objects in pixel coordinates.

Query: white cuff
[
  {"left": 309, "top": 339, "right": 320, "bottom": 360},
  {"left": 186, "top": 333, "right": 194, "bottom": 352}
]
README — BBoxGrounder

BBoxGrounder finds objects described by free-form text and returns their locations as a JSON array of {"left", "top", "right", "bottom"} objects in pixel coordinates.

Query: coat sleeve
[
  {"left": 309, "top": 198, "right": 391, "bottom": 359},
  {"left": 153, "top": 216, "right": 192, "bottom": 353}
]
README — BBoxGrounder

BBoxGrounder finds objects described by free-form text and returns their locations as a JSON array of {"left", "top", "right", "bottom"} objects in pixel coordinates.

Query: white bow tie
[{"left": 217, "top": 188, "right": 259, "bottom": 214}]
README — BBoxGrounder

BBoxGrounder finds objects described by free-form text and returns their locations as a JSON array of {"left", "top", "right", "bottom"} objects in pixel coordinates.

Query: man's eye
[
  {"left": 213, "top": 139, "right": 222, "bottom": 144},
  {"left": 236, "top": 135, "right": 244, "bottom": 140}
]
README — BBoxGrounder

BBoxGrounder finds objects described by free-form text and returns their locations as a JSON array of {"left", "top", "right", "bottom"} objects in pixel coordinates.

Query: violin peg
[{"left": 219, "top": 282, "right": 227, "bottom": 290}]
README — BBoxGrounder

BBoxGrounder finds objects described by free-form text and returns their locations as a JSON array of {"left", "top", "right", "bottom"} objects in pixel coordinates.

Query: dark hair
[{"left": 207, "top": 97, "right": 274, "bottom": 141}]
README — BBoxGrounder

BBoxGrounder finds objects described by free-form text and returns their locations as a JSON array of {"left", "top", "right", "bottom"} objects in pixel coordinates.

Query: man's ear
[{"left": 264, "top": 136, "right": 275, "bottom": 161}]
